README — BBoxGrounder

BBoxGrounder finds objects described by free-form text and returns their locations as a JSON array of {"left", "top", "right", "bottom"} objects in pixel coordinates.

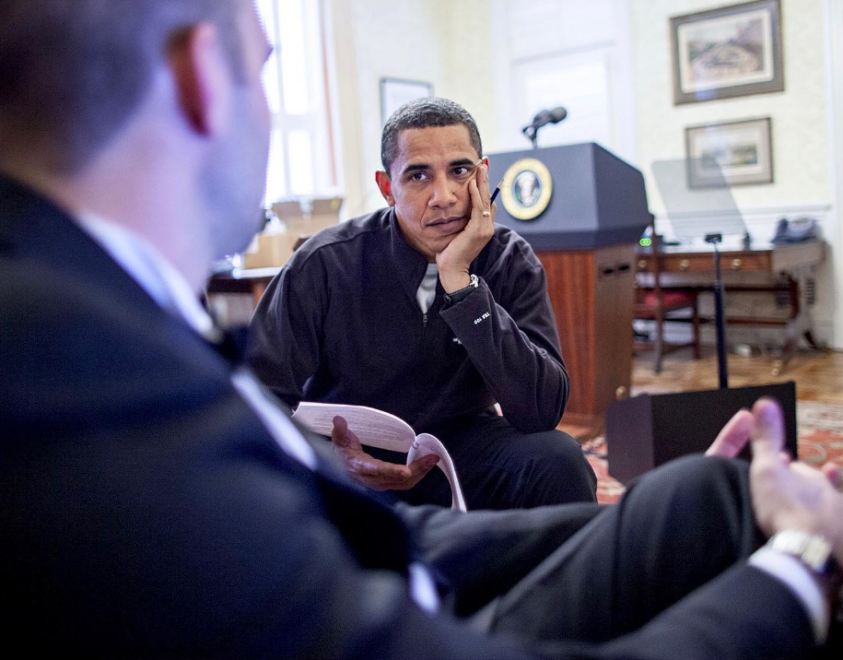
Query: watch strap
[
  {"left": 767, "top": 530, "right": 841, "bottom": 577},
  {"left": 443, "top": 274, "right": 479, "bottom": 306}
]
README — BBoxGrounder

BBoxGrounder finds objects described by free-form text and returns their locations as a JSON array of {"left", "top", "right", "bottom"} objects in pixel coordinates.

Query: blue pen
[
  {"left": 490, "top": 178, "right": 503, "bottom": 204},
  {"left": 473, "top": 160, "right": 502, "bottom": 205}
]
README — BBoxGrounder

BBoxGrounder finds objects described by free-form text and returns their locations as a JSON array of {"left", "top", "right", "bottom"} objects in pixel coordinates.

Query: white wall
[
  {"left": 324, "top": 0, "right": 839, "bottom": 346},
  {"left": 328, "top": 0, "right": 637, "bottom": 216},
  {"left": 630, "top": 0, "right": 836, "bottom": 346},
  {"left": 329, "top": 0, "right": 833, "bottom": 217},
  {"left": 437, "top": 1, "right": 498, "bottom": 149},
  {"left": 325, "top": 0, "right": 496, "bottom": 219},
  {"left": 491, "top": 0, "right": 637, "bottom": 162},
  {"left": 631, "top": 0, "right": 831, "bottom": 215},
  {"left": 824, "top": 0, "right": 843, "bottom": 349}
]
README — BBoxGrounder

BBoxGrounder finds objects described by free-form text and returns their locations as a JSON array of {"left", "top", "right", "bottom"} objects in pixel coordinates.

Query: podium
[{"left": 488, "top": 143, "right": 650, "bottom": 426}]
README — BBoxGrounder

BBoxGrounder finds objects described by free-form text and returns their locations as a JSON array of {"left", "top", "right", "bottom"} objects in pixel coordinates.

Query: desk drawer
[{"left": 638, "top": 252, "right": 772, "bottom": 274}]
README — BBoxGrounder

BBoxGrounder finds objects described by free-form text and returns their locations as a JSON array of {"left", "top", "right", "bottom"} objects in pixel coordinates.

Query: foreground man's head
[{"left": 0, "top": 0, "right": 272, "bottom": 285}]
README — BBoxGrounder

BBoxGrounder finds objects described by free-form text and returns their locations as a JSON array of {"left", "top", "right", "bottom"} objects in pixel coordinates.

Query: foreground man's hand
[
  {"left": 705, "top": 408, "right": 756, "bottom": 458},
  {"left": 748, "top": 399, "right": 843, "bottom": 565},
  {"left": 330, "top": 416, "right": 439, "bottom": 491}
]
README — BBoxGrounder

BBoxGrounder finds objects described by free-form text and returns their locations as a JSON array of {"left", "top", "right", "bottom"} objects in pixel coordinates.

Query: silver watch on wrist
[{"left": 767, "top": 530, "right": 842, "bottom": 577}]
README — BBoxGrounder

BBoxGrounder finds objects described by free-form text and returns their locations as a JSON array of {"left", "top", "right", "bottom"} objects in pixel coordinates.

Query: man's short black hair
[
  {"left": 0, "top": 0, "right": 245, "bottom": 175},
  {"left": 381, "top": 97, "right": 483, "bottom": 176}
]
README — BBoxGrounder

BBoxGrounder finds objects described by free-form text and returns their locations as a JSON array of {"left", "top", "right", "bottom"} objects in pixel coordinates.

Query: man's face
[
  {"left": 378, "top": 124, "right": 483, "bottom": 261},
  {"left": 204, "top": 2, "right": 272, "bottom": 259}
]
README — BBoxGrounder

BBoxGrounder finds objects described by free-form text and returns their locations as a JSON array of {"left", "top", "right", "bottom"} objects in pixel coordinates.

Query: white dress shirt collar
[{"left": 76, "top": 212, "right": 217, "bottom": 340}]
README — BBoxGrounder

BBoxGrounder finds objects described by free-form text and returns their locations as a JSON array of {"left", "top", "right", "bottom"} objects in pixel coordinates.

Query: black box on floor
[{"left": 606, "top": 382, "right": 797, "bottom": 484}]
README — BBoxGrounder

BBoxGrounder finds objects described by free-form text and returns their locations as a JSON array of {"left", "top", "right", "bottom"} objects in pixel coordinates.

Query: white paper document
[{"left": 292, "top": 402, "right": 467, "bottom": 511}]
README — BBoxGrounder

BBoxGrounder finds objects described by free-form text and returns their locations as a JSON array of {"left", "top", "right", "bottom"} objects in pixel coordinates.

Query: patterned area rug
[{"left": 583, "top": 400, "right": 843, "bottom": 505}]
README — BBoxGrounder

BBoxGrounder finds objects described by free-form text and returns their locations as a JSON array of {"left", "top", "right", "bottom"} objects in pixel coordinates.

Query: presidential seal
[{"left": 500, "top": 158, "right": 553, "bottom": 221}]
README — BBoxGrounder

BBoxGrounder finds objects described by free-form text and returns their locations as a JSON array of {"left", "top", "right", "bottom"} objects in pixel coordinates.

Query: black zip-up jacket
[{"left": 249, "top": 208, "right": 569, "bottom": 435}]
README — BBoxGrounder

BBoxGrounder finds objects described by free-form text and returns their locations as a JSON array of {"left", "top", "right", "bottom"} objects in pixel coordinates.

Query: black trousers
[
  {"left": 394, "top": 411, "right": 598, "bottom": 510},
  {"left": 481, "top": 454, "right": 763, "bottom": 641},
  {"left": 407, "top": 455, "right": 807, "bottom": 658}
]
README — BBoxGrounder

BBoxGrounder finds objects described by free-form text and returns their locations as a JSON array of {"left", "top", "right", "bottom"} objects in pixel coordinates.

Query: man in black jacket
[
  {"left": 2, "top": 2, "right": 841, "bottom": 659},
  {"left": 249, "top": 97, "right": 598, "bottom": 510}
]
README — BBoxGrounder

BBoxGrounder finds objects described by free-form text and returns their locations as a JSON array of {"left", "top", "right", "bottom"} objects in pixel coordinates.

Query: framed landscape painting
[
  {"left": 670, "top": 0, "right": 783, "bottom": 105},
  {"left": 685, "top": 117, "right": 773, "bottom": 188}
]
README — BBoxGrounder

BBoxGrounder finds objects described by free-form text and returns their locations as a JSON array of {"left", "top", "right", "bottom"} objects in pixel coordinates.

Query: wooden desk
[
  {"left": 636, "top": 240, "right": 825, "bottom": 374},
  {"left": 207, "top": 266, "right": 280, "bottom": 307}
]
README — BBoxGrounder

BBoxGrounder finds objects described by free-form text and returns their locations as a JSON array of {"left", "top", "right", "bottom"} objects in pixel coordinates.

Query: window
[{"left": 256, "top": 0, "right": 336, "bottom": 204}]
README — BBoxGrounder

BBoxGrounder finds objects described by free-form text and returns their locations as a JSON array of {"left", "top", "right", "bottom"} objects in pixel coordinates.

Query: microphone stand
[
  {"left": 705, "top": 233, "right": 729, "bottom": 389},
  {"left": 522, "top": 126, "right": 539, "bottom": 149}
]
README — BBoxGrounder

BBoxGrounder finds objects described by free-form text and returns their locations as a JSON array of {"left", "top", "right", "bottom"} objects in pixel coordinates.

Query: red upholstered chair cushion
[{"left": 643, "top": 290, "right": 695, "bottom": 308}]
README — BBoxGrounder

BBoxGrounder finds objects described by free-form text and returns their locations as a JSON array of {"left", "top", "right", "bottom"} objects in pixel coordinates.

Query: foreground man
[
  {"left": 249, "top": 97, "right": 597, "bottom": 510},
  {"left": 1, "top": 2, "right": 841, "bottom": 658}
]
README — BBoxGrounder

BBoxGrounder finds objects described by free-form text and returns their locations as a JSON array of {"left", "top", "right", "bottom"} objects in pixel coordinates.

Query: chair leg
[
  {"left": 654, "top": 313, "right": 664, "bottom": 374},
  {"left": 691, "top": 297, "right": 701, "bottom": 360}
]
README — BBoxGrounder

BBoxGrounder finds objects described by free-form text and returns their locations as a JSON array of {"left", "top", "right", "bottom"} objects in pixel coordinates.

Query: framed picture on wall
[
  {"left": 685, "top": 117, "right": 773, "bottom": 188},
  {"left": 380, "top": 78, "right": 433, "bottom": 126},
  {"left": 670, "top": 0, "right": 783, "bottom": 105}
]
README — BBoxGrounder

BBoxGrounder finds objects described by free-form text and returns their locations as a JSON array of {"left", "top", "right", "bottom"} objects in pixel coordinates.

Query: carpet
[{"left": 582, "top": 400, "right": 843, "bottom": 505}]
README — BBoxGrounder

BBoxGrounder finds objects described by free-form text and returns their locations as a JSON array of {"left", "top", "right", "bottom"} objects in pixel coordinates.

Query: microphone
[
  {"left": 521, "top": 106, "right": 568, "bottom": 148},
  {"left": 524, "top": 106, "right": 568, "bottom": 132},
  {"left": 547, "top": 106, "right": 568, "bottom": 124}
]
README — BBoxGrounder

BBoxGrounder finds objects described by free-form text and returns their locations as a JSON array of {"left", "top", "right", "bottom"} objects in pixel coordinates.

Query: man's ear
[
  {"left": 169, "top": 23, "right": 233, "bottom": 137},
  {"left": 375, "top": 171, "right": 395, "bottom": 206},
  {"left": 482, "top": 156, "right": 490, "bottom": 168}
]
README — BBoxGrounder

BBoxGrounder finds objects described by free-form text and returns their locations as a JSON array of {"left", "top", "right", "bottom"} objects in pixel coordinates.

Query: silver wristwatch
[
  {"left": 767, "top": 530, "right": 841, "bottom": 577},
  {"left": 443, "top": 273, "right": 479, "bottom": 306}
]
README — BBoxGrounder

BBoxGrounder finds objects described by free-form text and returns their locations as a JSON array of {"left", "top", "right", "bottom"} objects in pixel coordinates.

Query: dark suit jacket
[{"left": 0, "top": 175, "right": 813, "bottom": 659}]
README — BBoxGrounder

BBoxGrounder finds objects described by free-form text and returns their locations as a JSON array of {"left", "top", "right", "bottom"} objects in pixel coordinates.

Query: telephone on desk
[{"left": 772, "top": 217, "right": 819, "bottom": 244}]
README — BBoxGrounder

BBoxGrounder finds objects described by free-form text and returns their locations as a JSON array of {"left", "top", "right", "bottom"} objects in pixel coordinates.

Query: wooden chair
[{"left": 634, "top": 223, "right": 701, "bottom": 374}]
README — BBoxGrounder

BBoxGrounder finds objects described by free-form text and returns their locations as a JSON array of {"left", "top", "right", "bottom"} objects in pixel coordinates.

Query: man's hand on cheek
[{"left": 436, "top": 163, "right": 496, "bottom": 293}]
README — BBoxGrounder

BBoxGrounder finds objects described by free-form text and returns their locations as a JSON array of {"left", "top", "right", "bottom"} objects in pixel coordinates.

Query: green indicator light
[{"left": 639, "top": 237, "right": 652, "bottom": 247}]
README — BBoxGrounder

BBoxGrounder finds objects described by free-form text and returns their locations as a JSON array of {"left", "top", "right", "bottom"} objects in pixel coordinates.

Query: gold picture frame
[{"left": 670, "top": 0, "right": 783, "bottom": 105}]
